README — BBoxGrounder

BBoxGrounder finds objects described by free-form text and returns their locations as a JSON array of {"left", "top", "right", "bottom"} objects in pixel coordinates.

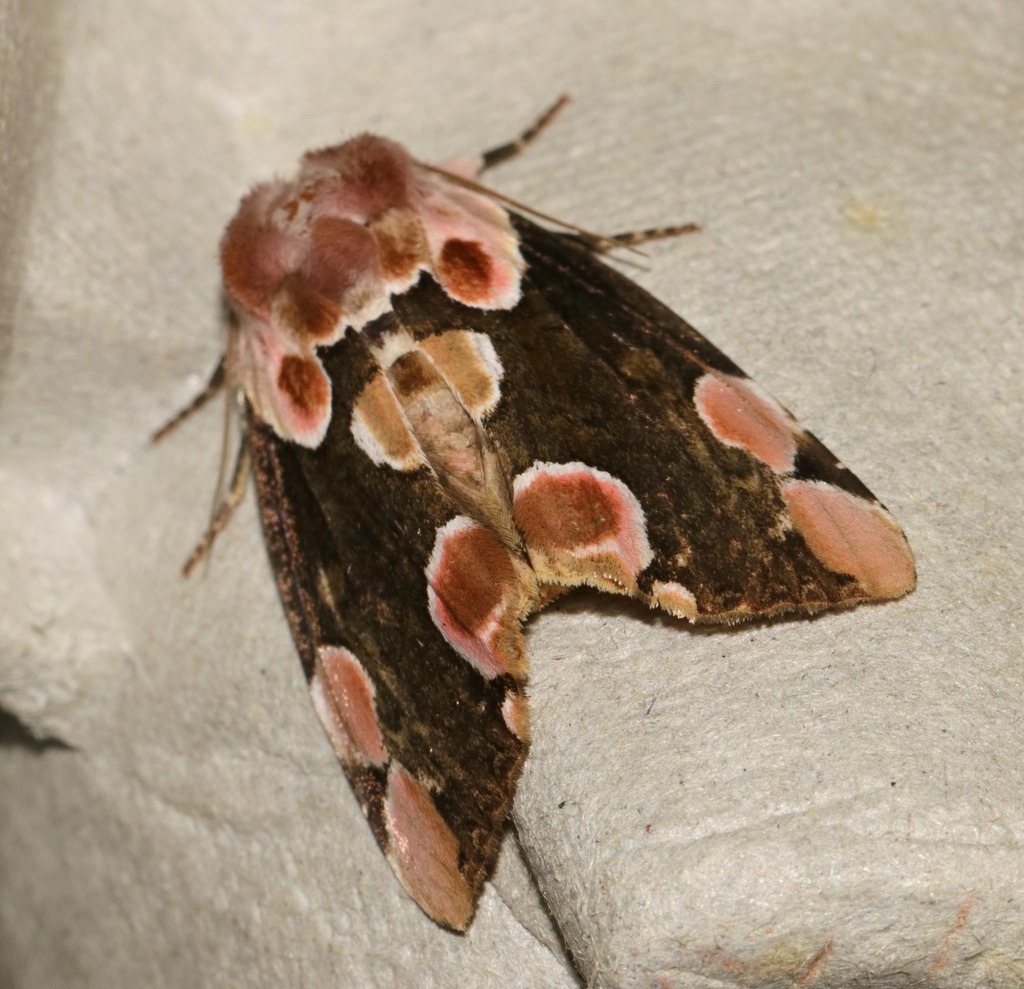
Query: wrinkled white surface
[{"left": 1, "top": 0, "right": 1022, "bottom": 986}]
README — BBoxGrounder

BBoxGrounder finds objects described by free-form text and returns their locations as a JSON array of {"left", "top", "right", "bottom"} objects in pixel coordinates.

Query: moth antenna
[
  {"left": 422, "top": 96, "right": 689, "bottom": 257},
  {"left": 416, "top": 161, "right": 647, "bottom": 257},
  {"left": 183, "top": 427, "right": 252, "bottom": 577},
  {"left": 151, "top": 358, "right": 226, "bottom": 442},
  {"left": 566, "top": 223, "right": 702, "bottom": 254},
  {"left": 479, "top": 94, "right": 570, "bottom": 170}
]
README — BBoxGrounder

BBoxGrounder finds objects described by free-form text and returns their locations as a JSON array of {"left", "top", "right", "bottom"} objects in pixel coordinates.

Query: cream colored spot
[
  {"left": 420, "top": 330, "right": 504, "bottom": 417},
  {"left": 651, "top": 581, "right": 699, "bottom": 620},
  {"left": 501, "top": 691, "right": 530, "bottom": 742},
  {"left": 350, "top": 372, "right": 425, "bottom": 470}
]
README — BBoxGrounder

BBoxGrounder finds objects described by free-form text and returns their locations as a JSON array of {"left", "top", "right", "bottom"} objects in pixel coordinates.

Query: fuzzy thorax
[{"left": 220, "top": 135, "right": 524, "bottom": 448}]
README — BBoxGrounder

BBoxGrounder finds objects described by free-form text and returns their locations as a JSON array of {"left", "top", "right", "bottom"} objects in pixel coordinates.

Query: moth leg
[
  {"left": 151, "top": 358, "right": 227, "bottom": 442},
  {"left": 480, "top": 95, "right": 570, "bottom": 170},
  {"left": 560, "top": 222, "right": 701, "bottom": 254},
  {"left": 183, "top": 429, "right": 252, "bottom": 576}
]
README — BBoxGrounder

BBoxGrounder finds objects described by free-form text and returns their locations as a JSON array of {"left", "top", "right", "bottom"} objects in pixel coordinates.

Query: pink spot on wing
[
  {"left": 233, "top": 312, "right": 333, "bottom": 448},
  {"left": 426, "top": 517, "right": 532, "bottom": 679},
  {"left": 275, "top": 354, "right": 332, "bottom": 447},
  {"left": 782, "top": 480, "right": 917, "bottom": 599},
  {"left": 512, "top": 462, "right": 653, "bottom": 592},
  {"left": 384, "top": 763, "right": 474, "bottom": 930},
  {"left": 695, "top": 372, "right": 798, "bottom": 474},
  {"left": 309, "top": 646, "right": 387, "bottom": 767},
  {"left": 416, "top": 178, "right": 523, "bottom": 309},
  {"left": 436, "top": 239, "right": 493, "bottom": 303}
]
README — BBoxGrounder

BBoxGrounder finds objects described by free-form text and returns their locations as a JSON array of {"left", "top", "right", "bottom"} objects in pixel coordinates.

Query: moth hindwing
[{"left": 178, "top": 100, "right": 915, "bottom": 930}]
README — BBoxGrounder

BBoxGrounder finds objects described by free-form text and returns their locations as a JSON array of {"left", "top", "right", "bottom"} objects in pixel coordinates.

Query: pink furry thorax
[{"left": 220, "top": 135, "right": 525, "bottom": 448}]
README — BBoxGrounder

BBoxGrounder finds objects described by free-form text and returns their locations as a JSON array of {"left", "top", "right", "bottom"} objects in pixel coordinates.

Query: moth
[{"left": 162, "top": 98, "right": 916, "bottom": 930}]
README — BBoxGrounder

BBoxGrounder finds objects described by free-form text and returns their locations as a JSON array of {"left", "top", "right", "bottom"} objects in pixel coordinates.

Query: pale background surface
[{"left": 1, "top": 1, "right": 1021, "bottom": 987}]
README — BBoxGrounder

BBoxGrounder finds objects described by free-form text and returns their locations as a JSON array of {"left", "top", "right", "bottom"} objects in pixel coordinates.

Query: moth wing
[
  {"left": 248, "top": 209, "right": 914, "bottom": 930},
  {"left": 393, "top": 215, "right": 915, "bottom": 621},
  {"left": 248, "top": 326, "right": 529, "bottom": 931}
]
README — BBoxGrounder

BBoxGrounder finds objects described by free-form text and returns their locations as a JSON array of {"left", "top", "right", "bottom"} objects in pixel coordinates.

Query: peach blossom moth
[{"left": 163, "top": 99, "right": 916, "bottom": 930}]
